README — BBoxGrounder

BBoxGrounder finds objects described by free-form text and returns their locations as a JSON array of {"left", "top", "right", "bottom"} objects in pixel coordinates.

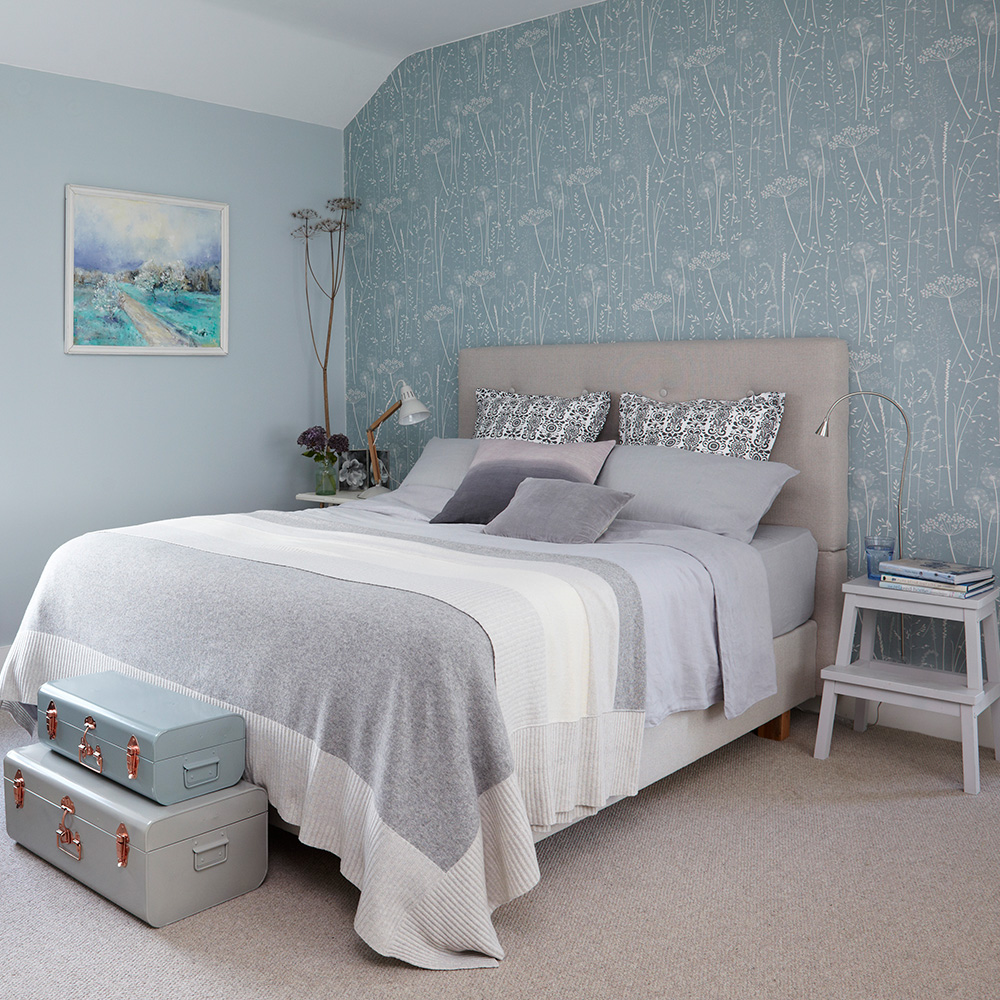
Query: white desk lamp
[{"left": 363, "top": 383, "right": 430, "bottom": 496}]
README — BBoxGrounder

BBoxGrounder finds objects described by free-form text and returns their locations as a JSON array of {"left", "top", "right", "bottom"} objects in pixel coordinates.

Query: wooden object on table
[{"left": 813, "top": 575, "right": 1000, "bottom": 793}]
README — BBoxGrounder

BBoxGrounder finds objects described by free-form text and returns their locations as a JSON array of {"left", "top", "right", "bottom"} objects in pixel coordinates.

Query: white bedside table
[
  {"left": 296, "top": 491, "right": 363, "bottom": 507},
  {"left": 813, "top": 575, "right": 1000, "bottom": 793}
]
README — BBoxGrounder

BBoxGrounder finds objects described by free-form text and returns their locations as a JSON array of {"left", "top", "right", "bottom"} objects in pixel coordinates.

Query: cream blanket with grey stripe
[
  {"left": 1, "top": 512, "right": 649, "bottom": 969},
  {"left": 120, "top": 513, "right": 643, "bottom": 825}
]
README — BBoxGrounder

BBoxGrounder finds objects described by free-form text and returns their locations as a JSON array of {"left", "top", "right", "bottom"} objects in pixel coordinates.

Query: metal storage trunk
[
  {"left": 38, "top": 671, "right": 246, "bottom": 804},
  {"left": 4, "top": 742, "right": 267, "bottom": 927}
]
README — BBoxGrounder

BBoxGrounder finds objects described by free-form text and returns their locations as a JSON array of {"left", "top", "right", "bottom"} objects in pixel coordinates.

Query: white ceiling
[{"left": 0, "top": 0, "right": 579, "bottom": 129}]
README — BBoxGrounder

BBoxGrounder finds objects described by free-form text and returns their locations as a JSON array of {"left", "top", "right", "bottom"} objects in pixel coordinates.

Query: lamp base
[{"left": 358, "top": 485, "right": 391, "bottom": 499}]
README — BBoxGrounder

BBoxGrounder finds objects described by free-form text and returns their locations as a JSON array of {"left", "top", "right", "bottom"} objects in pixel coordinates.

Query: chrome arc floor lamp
[
  {"left": 816, "top": 390, "right": 912, "bottom": 560},
  {"left": 816, "top": 390, "right": 912, "bottom": 659}
]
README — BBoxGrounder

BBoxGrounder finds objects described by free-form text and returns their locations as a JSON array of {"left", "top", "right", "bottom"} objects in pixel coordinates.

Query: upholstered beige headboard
[{"left": 457, "top": 338, "right": 849, "bottom": 683}]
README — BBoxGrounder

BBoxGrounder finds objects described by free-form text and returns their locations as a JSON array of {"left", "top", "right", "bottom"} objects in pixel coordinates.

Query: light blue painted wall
[
  {"left": 0, "top": 64, "right": 344, "bottom": 643},
  {"left": 346, "top": 0, "right": 1000, "bottom": 668}
]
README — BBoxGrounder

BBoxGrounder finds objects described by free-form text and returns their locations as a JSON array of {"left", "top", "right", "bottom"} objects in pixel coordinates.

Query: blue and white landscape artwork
[{"left": 67, "top": 186, "right": 228, "bottom": 354}]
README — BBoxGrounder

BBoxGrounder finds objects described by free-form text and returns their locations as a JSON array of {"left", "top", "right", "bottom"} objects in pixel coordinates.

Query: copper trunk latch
[
  {"left": 126, "top": 736, "right": 140, "bottom": 780},
  {"left": 78, "top": 716, "right": 103, "bottom": 774},
  {"left": 56, "top": 795, "right": 82, "bottom": 861},
  {"left": 13, "top": 769, "right": 24, "bottom": 809},
  {"left": 116, "top": 823, "right": 130, "bottom": 868},
  {"left": 46, "top": 701, "right": 58, "bottom": 739}
]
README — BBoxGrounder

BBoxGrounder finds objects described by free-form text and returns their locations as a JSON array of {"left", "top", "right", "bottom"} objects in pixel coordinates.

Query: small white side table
[
  {"left": 813, "top": 575, "right": 1000, "bottom": 793},
  {"left": 296, "top": 491, "right": 363, "bottom": 507}
]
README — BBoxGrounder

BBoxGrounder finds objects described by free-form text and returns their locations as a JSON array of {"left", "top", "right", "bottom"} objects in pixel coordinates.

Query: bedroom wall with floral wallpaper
[{"left": 345, "top": 0, "right": 1000, "bottom": 667}]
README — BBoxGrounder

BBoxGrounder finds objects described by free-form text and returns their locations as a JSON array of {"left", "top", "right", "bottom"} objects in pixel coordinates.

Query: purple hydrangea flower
[
  {"left": 298, "top": 426, "right": 350, "bottom": 462},
  {"left": 297, "top": 425, "right": 328, "bottom": 452}
]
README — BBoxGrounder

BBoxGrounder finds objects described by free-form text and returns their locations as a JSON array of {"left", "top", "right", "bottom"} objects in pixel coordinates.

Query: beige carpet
[{"left": 2, "top": 706, "right": 998, "bottom": 1000}]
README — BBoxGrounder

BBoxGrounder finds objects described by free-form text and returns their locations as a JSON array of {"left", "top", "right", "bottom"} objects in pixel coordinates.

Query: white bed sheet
[{"left": 751, "top": 524, "right": 818, "bottom": 637}]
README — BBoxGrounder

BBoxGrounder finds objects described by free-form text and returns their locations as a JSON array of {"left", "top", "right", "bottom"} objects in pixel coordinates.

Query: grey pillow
[
  {"left": 596, "top": 445, "right": 798, "bottom": 543},
  {"left": 400, "top": 437, "right": 481, "bottom": 491},
  {"left": 483, "top": 478, "right": 635, "bottom": 544},
  {"left": 431, "top": 438, "right": 615, "bottom": 525}
]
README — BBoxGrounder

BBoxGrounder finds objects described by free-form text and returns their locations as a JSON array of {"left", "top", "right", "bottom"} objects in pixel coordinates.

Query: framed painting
[{"left": 65, "top": 185, "right": 229, "bottom": 355}]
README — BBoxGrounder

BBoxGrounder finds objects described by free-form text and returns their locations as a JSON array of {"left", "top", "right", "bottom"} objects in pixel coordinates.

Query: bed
[
  {"left": 458, "top": 340, "right": 848, "bottom": 809},
  {"left": 1, "top": 337, "right": 847, "bottom": 969}
]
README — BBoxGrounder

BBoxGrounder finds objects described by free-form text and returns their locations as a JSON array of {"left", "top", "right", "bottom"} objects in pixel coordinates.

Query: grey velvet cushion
[
  {"left": 596, "top": 445, "right": 799, "bottom": 543},
  {"left": 483, "top": 478, "right": 635, "bottom": 544},
  {"left": 431, "top": 438, "right": 615, "bottom": 525},
  {"left": 400, "top": 437, "right": 481, "bottom": 491}
]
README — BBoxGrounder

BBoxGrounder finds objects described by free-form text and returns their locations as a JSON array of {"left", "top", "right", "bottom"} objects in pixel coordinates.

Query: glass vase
[{"left": 315, "top": 457, "right": 339, "bottom": 496}]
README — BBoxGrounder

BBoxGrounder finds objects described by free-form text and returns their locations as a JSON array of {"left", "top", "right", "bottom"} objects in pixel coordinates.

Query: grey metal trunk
[
  {"left": 38, "top": 671, "right": 246, "bottom": 804},
  {"left": 4, "top": 743, "right": 267, "bottom": 927}
]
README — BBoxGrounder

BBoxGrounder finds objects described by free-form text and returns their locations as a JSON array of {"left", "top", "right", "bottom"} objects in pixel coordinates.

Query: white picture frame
[{"left": 65, "top": 185, "right": 229, "bottom": 355}]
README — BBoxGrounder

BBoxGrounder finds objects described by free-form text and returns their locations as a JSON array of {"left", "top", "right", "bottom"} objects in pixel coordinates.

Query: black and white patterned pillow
[
  {"left": 474, "top": 388, "right": 611, "bottom": 444},
  {"left": 619, "top": 390, "right": 785, "bottom": 461}
]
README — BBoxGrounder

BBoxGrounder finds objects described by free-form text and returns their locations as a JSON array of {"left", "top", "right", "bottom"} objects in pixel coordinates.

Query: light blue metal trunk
[
  {"left": 4, "top": 743, "right": 267, "bottom": 927},
  {"left": 37, "top": 671, "right": 246, "bottom": 804}
]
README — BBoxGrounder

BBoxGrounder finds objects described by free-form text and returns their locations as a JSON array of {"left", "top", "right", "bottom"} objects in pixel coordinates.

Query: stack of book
[{"left": 878, "top": 558, "right": 996, "bottom": 599}]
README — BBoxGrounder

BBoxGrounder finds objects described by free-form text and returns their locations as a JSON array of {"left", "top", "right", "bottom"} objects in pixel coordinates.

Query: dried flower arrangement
[{"left": 291, "top": 197, "right": 360, "bottom": 435}]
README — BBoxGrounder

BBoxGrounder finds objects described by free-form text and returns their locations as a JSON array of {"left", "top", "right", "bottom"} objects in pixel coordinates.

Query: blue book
[{"left": 877, "top": 557, "right": 994, "bottom": 585}]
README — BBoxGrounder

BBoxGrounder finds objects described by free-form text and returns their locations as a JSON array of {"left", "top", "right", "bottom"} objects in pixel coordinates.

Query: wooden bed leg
[{"left": 756, "top": 710, "right": 791, "bottom": 741}]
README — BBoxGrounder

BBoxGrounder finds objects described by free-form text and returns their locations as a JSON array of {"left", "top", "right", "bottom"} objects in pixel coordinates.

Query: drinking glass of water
[{"left": 865, "top": 535, "right": 895, "bottom": 580}]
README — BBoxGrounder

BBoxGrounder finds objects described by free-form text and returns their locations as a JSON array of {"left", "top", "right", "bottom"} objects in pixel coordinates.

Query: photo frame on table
[
  {"left": 371, "top": 450, "right": 390, "bottom": 487},
  {"left": 339, "top": 450, "right": 390, "bottom": 490},
  {"left": 65, "top": 185, "right": 229, "bottom": 355}
]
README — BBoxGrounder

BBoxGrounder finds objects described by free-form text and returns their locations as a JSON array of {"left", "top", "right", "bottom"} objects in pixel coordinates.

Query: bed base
[{"left": 532, "top": 619, "right": 816, "bottom": 842}]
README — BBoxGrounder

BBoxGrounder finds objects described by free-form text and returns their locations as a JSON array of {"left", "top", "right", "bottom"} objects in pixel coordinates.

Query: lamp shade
[{"left": 397, "top": 383, "right": 430, "bottom": 426}]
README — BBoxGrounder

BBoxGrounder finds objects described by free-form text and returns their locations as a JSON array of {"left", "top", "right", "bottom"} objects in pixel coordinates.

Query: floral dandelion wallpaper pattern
[{"left": 345, "top": 0, "right": 1000, "bottom": 668}]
